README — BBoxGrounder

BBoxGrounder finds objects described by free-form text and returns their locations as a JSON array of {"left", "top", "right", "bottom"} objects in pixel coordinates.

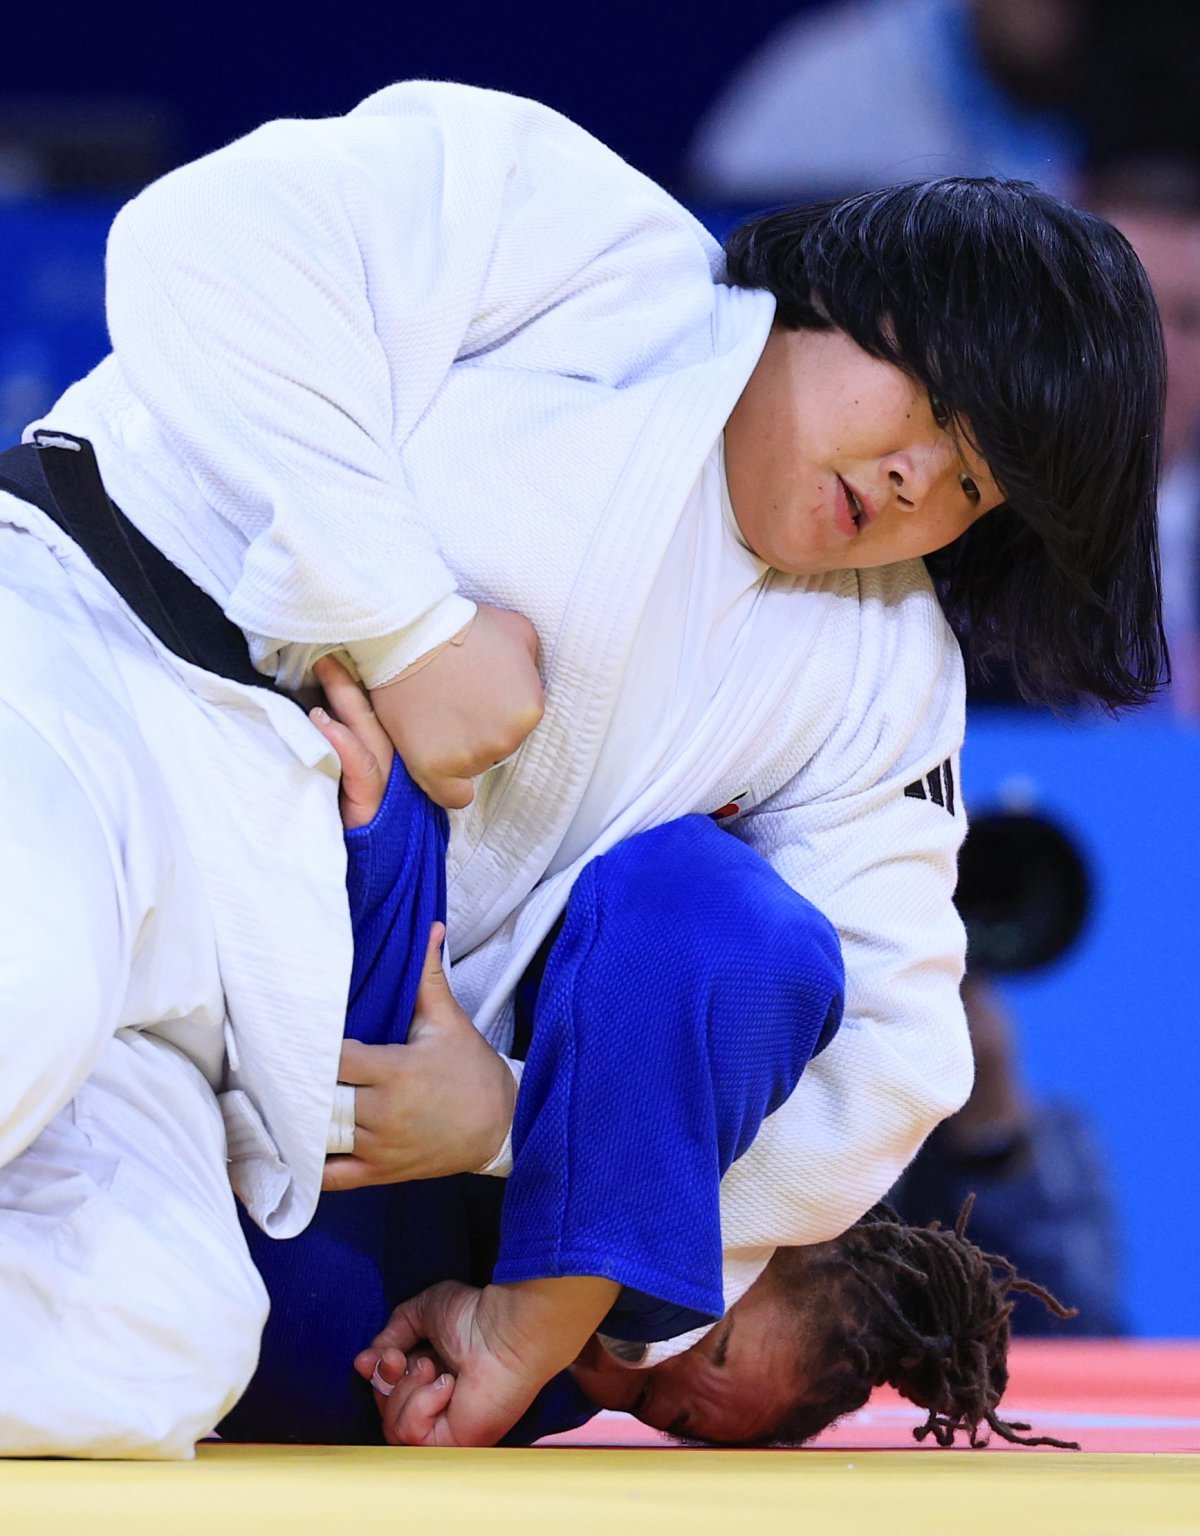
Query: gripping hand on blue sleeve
[{"left": 311, "top": 655, "right": 517, "bottom": 1190}]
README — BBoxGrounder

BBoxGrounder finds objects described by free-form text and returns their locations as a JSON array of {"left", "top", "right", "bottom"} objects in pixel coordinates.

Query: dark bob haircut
[{"left": 725, "top": 178, "right": 1167, "bottom": 709}]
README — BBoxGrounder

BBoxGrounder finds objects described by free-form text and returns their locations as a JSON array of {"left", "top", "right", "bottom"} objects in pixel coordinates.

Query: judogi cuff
[{"left": 475, "top": 1057, "right": 525, "bottom": 1177}]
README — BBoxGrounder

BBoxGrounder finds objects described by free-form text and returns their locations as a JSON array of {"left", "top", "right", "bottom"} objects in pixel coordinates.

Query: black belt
[{"left": 0, "top": 431, "right": 275, "bottom": 692}]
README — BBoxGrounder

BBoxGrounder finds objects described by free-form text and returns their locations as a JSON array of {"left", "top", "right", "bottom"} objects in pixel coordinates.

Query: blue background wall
[
  {"left": 6, "top": 1, "right": 809, "bottom": 191},
  {"left": 964, "top": 714, "right": 1200, "bottom": 1337},
  {"left": 0, "top": 200, "right": 111, "bottom": 444}
]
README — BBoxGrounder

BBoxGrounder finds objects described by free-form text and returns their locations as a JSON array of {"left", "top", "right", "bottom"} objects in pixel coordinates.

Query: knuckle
[
  {"left": 446, "top": 749, "right": 476, "bottom": 777},
  {"left": 496, "top": 718, "right": 535, "bottom": 755}
]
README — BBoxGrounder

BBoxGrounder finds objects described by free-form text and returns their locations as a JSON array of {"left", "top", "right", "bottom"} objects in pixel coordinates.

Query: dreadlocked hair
[{"left": 782, "top": 1197, "right": 1081, "bottom": 1449}]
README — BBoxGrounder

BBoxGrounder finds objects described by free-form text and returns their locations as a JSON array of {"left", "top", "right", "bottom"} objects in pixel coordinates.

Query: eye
[
  {"left": 960, "top": 473, "right": 980, "bottom": 505},
  {"left": 930, "top": 393, "right": 951, "bottom": 428}
]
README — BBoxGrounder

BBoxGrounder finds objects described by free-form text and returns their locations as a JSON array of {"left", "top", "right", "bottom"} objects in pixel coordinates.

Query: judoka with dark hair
[{"left": 0, "top": 81, "right": 1162, "bottom": 1456}]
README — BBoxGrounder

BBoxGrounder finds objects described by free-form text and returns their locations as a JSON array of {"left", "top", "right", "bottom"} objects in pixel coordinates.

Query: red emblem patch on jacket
[{"left": 710, "top": 789, "right": 750, "bottom": 823}]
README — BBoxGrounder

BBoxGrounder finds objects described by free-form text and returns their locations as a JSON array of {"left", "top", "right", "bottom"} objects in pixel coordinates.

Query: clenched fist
[{"left": 369, "top": 604, "right": 544, "bottom": 809}]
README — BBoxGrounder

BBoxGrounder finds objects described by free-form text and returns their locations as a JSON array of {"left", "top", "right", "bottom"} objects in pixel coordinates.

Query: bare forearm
[{"left": 495, "top": 1276, "right": 622, "bottom": 1379}]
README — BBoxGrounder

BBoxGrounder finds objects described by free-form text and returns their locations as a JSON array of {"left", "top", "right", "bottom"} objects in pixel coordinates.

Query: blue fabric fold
[{"left": 495, "top": 815, "right": 844, "bottom": 1341}]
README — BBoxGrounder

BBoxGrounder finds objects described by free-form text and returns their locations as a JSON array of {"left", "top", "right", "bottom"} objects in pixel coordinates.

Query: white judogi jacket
[{"left": 31, "top": 81, "right": 973, "bottom": 1319}]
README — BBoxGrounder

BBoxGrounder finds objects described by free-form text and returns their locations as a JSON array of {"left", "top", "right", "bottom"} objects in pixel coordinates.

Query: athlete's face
[
  {"left": 569, "top": 1256, "right": 808, "bottom": 1444},
  {"left": 724, "top": 325, "right": 1004, "bottom": 574}
]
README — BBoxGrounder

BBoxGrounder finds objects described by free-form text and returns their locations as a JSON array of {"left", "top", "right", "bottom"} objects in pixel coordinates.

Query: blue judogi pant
[{"left": 220, "top": 764, "right": 843, "bottom": 1444}]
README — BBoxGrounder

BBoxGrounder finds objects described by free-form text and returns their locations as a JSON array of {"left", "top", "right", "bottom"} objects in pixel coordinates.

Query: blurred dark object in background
[
  {"left": 956, "top": 809, "right": 1091, "bottom": 973},
  {"left": 1082, "top": 1, "right": 1200, "bottom": 169},
  {"left": 891, "top": 806, "right": 1125, "bottom": 1335},
  {"left": 0, "top": 96, "right": 177, "bottom": 196}
]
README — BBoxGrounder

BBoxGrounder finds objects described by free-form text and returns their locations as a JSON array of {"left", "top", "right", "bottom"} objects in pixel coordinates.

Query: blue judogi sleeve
[
  {"left": 494, "top": 815, "right": 844, "bottom": 1343},
  {"left": 341, "top": 758, "right": 449, "bottom": 1041},
  {"left": 219, "top": 760, "right": 460, "bottom": 1445}
]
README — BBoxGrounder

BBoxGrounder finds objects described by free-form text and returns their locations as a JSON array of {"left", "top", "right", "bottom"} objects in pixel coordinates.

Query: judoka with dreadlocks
[
  {"left": 0, "top": 80, "right": 1163, "bottom": 1455},
  {"left": 232, "top": 661, "right": 1080, "bottom": 1450}
]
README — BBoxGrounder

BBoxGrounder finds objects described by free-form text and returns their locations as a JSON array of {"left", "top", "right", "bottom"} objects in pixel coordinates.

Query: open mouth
[{"left": 838, "top": 476, "right": 865, "bottom": 530}]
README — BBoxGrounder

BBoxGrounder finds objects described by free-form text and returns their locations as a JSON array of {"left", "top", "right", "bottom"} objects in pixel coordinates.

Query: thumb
[{"left": 414, "top": 922, "right": 453, "bottom": 1012}]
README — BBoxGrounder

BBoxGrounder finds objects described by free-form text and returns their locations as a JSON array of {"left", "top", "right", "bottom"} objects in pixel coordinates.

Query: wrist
[
  {"left": 490, "top": 1276, "right": 621, "bottom": 1378},
  {"left": 350, "top": 595, "right": 477, "bottom": 690},
  {"left": 475, "top": 1057, "right": 523, "bottom": 1176}
]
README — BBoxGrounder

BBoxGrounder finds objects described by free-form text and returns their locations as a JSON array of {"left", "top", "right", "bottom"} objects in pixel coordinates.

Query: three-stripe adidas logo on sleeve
[{"left": 903, "top": 758, "right": 956, "bottom": 815}]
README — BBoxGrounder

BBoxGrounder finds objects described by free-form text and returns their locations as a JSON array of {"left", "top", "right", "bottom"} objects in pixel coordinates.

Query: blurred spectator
[
  {"left": 686, "top": 0, "right": 1090, "bottom": 203},
  {"left": 891, "top": 973, "right": 1127, "bottom": 1335},
  {"left": 1088, "top": 156, "right": 1200, "bottom": 721},
  {"left": 894, "top": 802, "right": 1126, "bottom": 1336}
]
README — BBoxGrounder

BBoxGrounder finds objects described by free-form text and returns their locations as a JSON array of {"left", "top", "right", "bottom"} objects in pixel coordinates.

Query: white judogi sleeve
[
  {"left": 717, "top": 572, "right": 974, "bottom": 1254},
  {"left": 101, "top": 80, "right": 721, "bottom": 687}
]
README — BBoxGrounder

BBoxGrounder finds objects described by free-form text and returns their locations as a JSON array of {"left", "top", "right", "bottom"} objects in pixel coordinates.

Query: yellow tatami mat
[
  {"left": 2, "top": 1445, "right": 1197, "bottom": 1536},
  {"left": 6, "top": 1346, "right": 1199, "bottom": 1535}
]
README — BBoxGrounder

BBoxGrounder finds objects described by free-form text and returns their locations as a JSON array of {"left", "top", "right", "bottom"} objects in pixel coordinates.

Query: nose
[{"left": 882, "top": 440, "right": 953, "bottom": 508}]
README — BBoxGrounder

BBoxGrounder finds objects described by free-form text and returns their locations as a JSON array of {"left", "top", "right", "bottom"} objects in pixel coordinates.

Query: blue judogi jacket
[{"left": 222, "top": 761, "right": 842, "bottom": 1445}]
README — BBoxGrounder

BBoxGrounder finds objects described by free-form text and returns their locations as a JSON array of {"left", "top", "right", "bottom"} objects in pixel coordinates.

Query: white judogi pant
[
  {"left": 0, "top": 497, "right": 348, "bottom": 1458},
  {"left": 0, "top": 1032, "right": 267, "bottom": 1457},
  {"left": 0, "top": 699, "right": 268, "bottom": 1456}
]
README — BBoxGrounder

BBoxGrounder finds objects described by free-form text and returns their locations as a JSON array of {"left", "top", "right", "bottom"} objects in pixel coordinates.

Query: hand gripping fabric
[{"left": 219, "top": 761, "right": 462, "bottom": 1444}]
